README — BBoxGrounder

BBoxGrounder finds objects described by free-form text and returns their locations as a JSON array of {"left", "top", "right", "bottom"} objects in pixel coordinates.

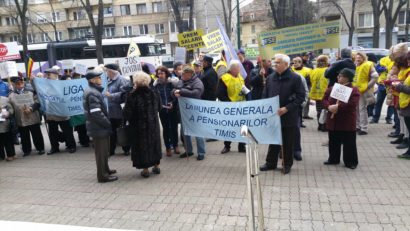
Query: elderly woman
[
  {"left": 323, "top": 68, "right": 360, "bottom": 169},
  {"left": 353, "top": 52, "right": 379, "bottom": 135},
  {"left": 123, "top": 71, "right": 162, "bottom": 178},
  {"left": 0, "top": 96, "right": 15, "bottom": 161},
  {"left": 153, "top": 66, "right": 180, "bottom": 156},
  {"left": 309, "top": 55, "right": 329, "bottom": 131}
]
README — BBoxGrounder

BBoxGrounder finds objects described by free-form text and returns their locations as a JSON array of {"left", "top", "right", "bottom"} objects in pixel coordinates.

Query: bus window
[
  {"left": 138, "top": 43, "right": 162, "bottom": 56},
  {"left": 19, "top": 50, "right": 48, "bottom": 62},
  {"left": 102, "top": 44, "right": 128, "bottom": 58}
]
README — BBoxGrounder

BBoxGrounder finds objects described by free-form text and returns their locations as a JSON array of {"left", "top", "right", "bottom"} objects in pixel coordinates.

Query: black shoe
[
  {"left": 206, "top": 139, "right": 218, "bottom": 142},
  {"left": 220, "top": 147, "right": 230, "bottom": 154},
  {"left": 357, "top": 130, "right": 368, "bottom": 135},
  {"left": 303, "top": 116, "right": 314, "bottom": 120},
  {"left": 37, "top": 150, "right": 45, "bottom": 155},
  {"left": 386, "top": 119, "right": 393, "bottom": 124},
  {"left": 301, "top": 123, "right": 306, "bottom": 128},
  {"left": 388, "top": 132, "right": 400, "bottom": 138},
  {"left": 283, "top": 167, "right": 291, "bottom": 174},
  {"left": 197, "top": 155, "right": 205, "bottom": 161},
  {"left": 152, "top": 167, "right": 161, "bottom": 174},
  {"left": 345, "top": 165, "right": 357, "bottom": 169},
  {"left": 238, "top": 147, "right": 246, "bottom": 153},
  {"left": 294, "top": 153, "right": 302, "bottom": 161},
  {"left": 393, "top": 125, "right": 397, "bottom": 129},
  {"left": 396, "top": 138, "right": 409, "bottom": 149},
  {"left": 391, "top": 134, "right": 404, "bottom": 144},
  {"left": 179, "top": 152, "right": 194, "bottom": 158},
  {"left": 369, "top": 120, "right": 378, "bottom": 124},
  {"left": 141, "top": 171, "right": 150, "bottom": 178},
  {"left": 108, "top": 169, "right": 117, "bottom": 175},
  {"left": 81, "top": 143, "right": 90, "bottom": 147},
  {"left": 68, "top": 148, "right": 76, "bottom": 153},
  {"left": 259, "top": 163, "right": 276, "bottom": 171},
  {"left": 323, "top": 161, "right": 339, "bottom": 165},
  {"left": 47, "top": 149, "right": 60, "bottom": 155},
  {"left": 23, "top": 152, "right": 31, "bottom": 157},
  {"left": 98, "top": 176, "right": 118, "bottom": 183},
  {"left": 397, "top": 153, "right": 410, "bottom": 159}
]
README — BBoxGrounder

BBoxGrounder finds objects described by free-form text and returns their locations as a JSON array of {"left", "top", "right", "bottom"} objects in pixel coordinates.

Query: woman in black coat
[{"left": 123, "top": 71, "right": 162, "bottom": 178}]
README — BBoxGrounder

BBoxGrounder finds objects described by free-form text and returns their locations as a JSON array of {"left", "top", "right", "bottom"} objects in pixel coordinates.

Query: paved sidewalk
[{"left": 1, "top": 116, "right": 410, "bottom": 231}]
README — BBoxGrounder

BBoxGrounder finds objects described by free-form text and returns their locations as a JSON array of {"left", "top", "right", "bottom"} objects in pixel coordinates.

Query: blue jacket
[
  {"left": 154, "top": 81, "right": 176, "bottom": 110},
  {"left": 107, "top": 74, "right": 129, "bottom": 119},
  {"left": 0, "top": 80, "right": 9, "bottom": 97}
]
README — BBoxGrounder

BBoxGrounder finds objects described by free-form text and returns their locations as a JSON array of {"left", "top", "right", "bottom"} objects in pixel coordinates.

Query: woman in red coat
[{"left": 322, "top": 68, "right": 361, "bottom": 169}]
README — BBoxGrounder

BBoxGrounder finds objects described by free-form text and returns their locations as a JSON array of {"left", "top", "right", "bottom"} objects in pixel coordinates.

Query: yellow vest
[
  {"left": 215, "top": 60, "right": 227, "bottom": 72},
  {"left": 221, "top": 72, "right": 245, "bottom": 102},
  {"left": 353, "top": 61, "right": 373, "bottom": 93},
  {"left": 398, "top": 67, "right": 410, "bottom": 81},
  {"left": 399, "top": 75, "right": 410, "bottom": 109},
  {"left": 309, "top": 67, "right": 328, "bottom": 100},
  {"left": 378, "top": 56, "right": 393, "bottom": 84},
  {"left": 292, "top": 67, "right": 312, "bottom": 78}
]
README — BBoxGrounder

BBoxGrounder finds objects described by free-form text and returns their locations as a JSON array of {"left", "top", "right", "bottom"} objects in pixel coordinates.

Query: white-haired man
[
  {"left": 260, "top": 54, "right": 305, "bottom": 174},
  {"left": 218, "top": 60, "right": 250, "bottom": 154}
]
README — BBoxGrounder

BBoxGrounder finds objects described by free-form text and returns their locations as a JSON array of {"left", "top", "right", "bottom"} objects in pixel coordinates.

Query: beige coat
[{"left": 9, "top": 90, "right": 41, "bottom": 127}]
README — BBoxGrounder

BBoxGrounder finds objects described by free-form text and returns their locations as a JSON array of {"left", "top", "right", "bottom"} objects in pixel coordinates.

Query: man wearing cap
[
  {"left": 83, "top": 70, "right": 117, "bottom": 183},
  {"left": 104, "top": 63, "right": 130, "bottom": 156},
  {"left": 8, "top": 77, "right": 45, "bottom": 156},
  {"left": 200, "top": 55, "right": 218, "bottom": 101},
  {"left": 237, "top": 48, "right": 255, "bottom": 87},
  {"left": 193, "top": 61, "right": 202, "bottom": 79},
  {"left": 44, "top": 68, "right": 60, "bottom": 80},
  {"left": 172, "top": 65, "right": 206, "bottom": 160}
]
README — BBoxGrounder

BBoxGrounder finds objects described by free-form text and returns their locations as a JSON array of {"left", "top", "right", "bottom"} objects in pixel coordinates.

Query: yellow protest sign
[
  {"left": 177, "top": 29, "right": 205, "bottom": 50},
  {"left": 202, "top": 30, "right": 224, "bottom": 54},
  {"left": 127, "top": 40, "right": 141, "bottom": 57},
  {"left": 257, "top": 20, "right": 341, "bottom": 59}
]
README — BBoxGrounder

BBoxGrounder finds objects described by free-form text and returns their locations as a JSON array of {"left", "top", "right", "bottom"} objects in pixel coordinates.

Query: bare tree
[
  {"left": 14, "top": 0, "right": 29, "bottom": 74},
  {"left": 370, "top": 0, "right": 385, "bottom": 48},
  {"left": 80, "top": 0, "right": 104, "bottom": 64},
  {"left": 382, "top": 0, "right": 407, "bottom": 48},
  {"left": 221, "top": 0, "right": 233, "bottom": 38},
  {"left": 268, "top": 0, "right": 316, "bottom": 29},
  {"left": 28, "top": 1, "right": 60, "bottom": 42},
  {"left": 322, "top": 0, "right": 358, "bottom": 46}
]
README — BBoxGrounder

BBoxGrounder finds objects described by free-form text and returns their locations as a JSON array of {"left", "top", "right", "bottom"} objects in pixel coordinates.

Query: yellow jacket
[
  {"left": 292, "top": 66, "right": 312, "bottom": 78},
  {"left": 378, "top": 56, "right": 393, "bottom": 84},
  {"left": 399, "top": 75, "right": 410, "bottom": 109},
  {"left": 309, "top": 67, "right": 328, "bottom": 100},
  {"left": 221, "top": 72, "right": 245, "bottom": 102},
  {"left": 353, "top": 61, "right": 373, "bottom": 93}
]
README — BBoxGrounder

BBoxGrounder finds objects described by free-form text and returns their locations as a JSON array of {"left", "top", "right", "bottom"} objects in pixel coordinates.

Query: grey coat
[
  {"left": 0, "top": 96, "right": 13, "bottom": 133},
  {"left": 107, "top": 74, "right": 129, "bottom": 119},
  {"left": 83, "top": 83, "right": 112, "bottom": 138},
  {"left": 172, "top": 76, "right": 204, "bottom": 99},
  {"left": 9, "top": 89, "right": 41, "bottom": 127}
]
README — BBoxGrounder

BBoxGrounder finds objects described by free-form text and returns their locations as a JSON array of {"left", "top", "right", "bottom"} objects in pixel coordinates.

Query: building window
[
  {"left": 251, "top": 25, "right": 256, "bottom": 33},
  {"left": 250, "top": 13, "right": 255, "bottom": 20},
  {"left": 120, "top": 5, "right": 131, "bottom": 16},
  {"left": 152, "top": 2, "right": 163, "bottom": 13},
  {"left": 42, "top": 33, "right": 50, "bottom": 42},
  {"left": 123, "top": 26, "right": 132, "bottom": 36},
  {"left": 73, "top": 28, "right": 90, "bottom": 39},
  {"left": 5, "top": 17, "right": 17, "bottom": 26},
  {"left": 139, "top": 24, "right": 148, "bottom": 35},
  {"left": 56, "top": 31, "right": 63, "bottom": 41},
  {"left": 155, "top": 24, "right": 165, "bottom": 34},
  {"left": 358, "top": 12, "right": 373, "bottom": 28},
  {"left": 170, "top": 20, "right": 189, "bottom": 33},
  {"left": 104, "top": 27, "right": 115, "bottom": 37},
  {"left": 252, "top": 39, "right": 256, "bottom": 44},
  {"left": 51, "top": 12, "right": 60, "bottom": 22},
  {"left": 9, "top": 35, "right": 20, "bottom": 42},
  {"left": 398, "top": 10, "right": 410, "bottom": 25},
  {"left": 103, "top": 7, "right": 113, "bottom": 16},
  {"left": 136, "top": 4, "right": 147, "bottom": 14},
  {"left": 27, "top": 34, "right": 34, "bottom": 43},
  {"left": 37, "top": 14, "right": 47, "bottom": 24},
  {"left": 73, "top": 11, "right": 86, "bottom": 20}
]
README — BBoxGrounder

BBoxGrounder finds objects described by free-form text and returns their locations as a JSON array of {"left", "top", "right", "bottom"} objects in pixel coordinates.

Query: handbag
[
  {"left": 318, "top": 109, "right": 328, "bottom": 124},
  {"left": 364, "top": 90, "right": 376, "bottom": 105},
  {"left": 116, "top": 124, "right": 131, "bottom": 147}
]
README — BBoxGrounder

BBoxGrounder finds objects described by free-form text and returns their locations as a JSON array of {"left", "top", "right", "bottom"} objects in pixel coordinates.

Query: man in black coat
[
  {"left": 249, "top": 58, "right": 273, "bottom": 100},
  {"left": 200, "top": 55, "right": 218, "bottom": 101},
  {"left": 325, "top": 48, "right": 356, "bottom": 87},
  {"left": 260, "top": 54, "right": 305, "bottom": 174}
]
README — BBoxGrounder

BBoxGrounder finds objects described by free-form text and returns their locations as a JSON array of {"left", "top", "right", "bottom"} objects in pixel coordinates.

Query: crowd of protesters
[{"left": 1, "top": 43, "right": 410, "bottom": 182}]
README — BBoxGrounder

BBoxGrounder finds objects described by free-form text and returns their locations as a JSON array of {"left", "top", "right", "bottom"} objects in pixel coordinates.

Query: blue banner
[
  {"left": 33, "top": 77, "right": 88, "bottom": 116},
  {"left": 178, "top": 97, "right": 282, "bottom": 145}
]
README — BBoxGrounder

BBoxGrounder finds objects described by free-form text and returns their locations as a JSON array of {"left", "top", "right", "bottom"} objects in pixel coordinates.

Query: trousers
[
  {"left": 18, "top": 124, "right": 44, "bottom": 154},
  {"left": 93, "top": 136, "right": 111, "bottom": 181},
  {"left": 328, "top": 131, "right": 358, "bottom": 167},
  {"left": 266, "top": 127, "right": 295, "bottom": 168}
]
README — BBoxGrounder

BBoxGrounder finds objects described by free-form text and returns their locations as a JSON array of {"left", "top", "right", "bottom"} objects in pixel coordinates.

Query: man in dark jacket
[
  {"left": 200, "top": 55, "right": 218, "bottom": 101},
  {"left": 173, "top": 65, "right": 206, "bottom": 160},
  {"left": 83, "top": 70, "right": 117, "bottom": 183},
  {"left": 249, "top": 58, "right": 274, "bottom": 100},
  {"left": 260, "top": 54, "right": 305, "bottom": 174},
  {"left": 325, "top": 48, "right": 356, "bottom": 87},
  {"left": 237, "top": 48, "right": 255, "bottom": 87}
]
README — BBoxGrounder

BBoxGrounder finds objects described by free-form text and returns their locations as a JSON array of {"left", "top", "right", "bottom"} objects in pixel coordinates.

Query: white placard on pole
[
  {"left": 0, "top": 61, "right": 18, "bottom": 79},
  {"left": 74, "top": 63, "right": 87, "bottom": 75},
  {"left": 330, "top": 83, "right": 353, "bottom": 103},
  {"left": 118, "top": 56, "right": 142, "bottom": 76},
  {"left": 174, "top": 47, "right": 186, "bottom": 63},
  {"left": 61, "top": 59, "right": 74, "bottom": 70}
]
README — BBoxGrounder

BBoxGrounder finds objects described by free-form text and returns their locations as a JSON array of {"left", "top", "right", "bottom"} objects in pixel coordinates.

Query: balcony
[
  {"left": 0, "top": 25, "right": 19, "bottom": 34},
  {"left": 61, "top": 0, "right": 112, "bottom": 9},
  {"left": 66, "top": 16, "right": 114, "bottom": 29}
]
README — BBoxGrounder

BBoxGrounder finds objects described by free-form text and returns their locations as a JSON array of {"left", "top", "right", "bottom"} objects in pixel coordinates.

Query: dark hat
[
  {"left": 44, "top": 68, "right": 59, "bottom": 75},
  {"left": 10, "top": 76, "right": 24, "bottom": 83},
  {"left": 104, "top": 63, "right": 119, "bottom": 71},
  {"left": 339, "top": 68, "right": 355, "bottom": 82},
  {"left": 237, "top": 48, "right": 245, "bottom": 55},
  {"left": 85, "top": 70, "right": 103, "bottom": 80},
  {"left": 203, "top": 55, "right": 213, "bottom": 63}
]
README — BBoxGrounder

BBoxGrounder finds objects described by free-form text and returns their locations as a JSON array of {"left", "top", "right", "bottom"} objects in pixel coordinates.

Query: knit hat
[{"left": 339, "top": 68, "right": 355, "bottom": 82}]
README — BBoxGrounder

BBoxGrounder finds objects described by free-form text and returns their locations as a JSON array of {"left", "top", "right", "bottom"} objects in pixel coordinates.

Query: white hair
[
  {"left": 274, "top": 54, "right": 290, "bottom": 67},
  {"left": 228, "top": 59, "right": 241, "bottom": 70}
]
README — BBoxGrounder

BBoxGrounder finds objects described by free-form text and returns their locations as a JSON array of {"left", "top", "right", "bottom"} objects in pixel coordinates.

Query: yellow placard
[
  {"left": 257, "top": 20, "right": 341, "bottom": 59},
  {"left": 202, "top": 30, "right": 224, "bottom": 54},
  {"left": 177, "top": 29, "right": 205, "bottom": 51}
]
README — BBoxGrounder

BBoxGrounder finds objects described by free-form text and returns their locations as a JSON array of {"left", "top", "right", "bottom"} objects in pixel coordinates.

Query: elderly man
[
  {"left": 83, "top": 70, "right": 117, "bottom": 183},
  {"left": 249, "top": 58, "right": 274, "bottom": 100},
  {"left": 200, "top": 55, "right": 218, "bottom": 101},
  {"left": 260, "top": 54, "right": 305, "bottom": 174},
  {"left": 173, "top": 65, "right": 206, "bottom": 160},
  {"left": 218, "top": 60, "right": 250, "bottom": 154},
  {"left": 325, "top": 48, "right": 356, "bottom": 87},
  {"left": 104, "top": 63, "right": 130, "bottom": 156},
  {"left": 237, "top": 48, "right": 255, "bottom": 87}
]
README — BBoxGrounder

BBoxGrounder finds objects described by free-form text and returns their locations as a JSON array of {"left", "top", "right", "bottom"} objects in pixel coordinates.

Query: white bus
[{"left": 16, "top": 36, "right": 172, "bottom": 74}]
